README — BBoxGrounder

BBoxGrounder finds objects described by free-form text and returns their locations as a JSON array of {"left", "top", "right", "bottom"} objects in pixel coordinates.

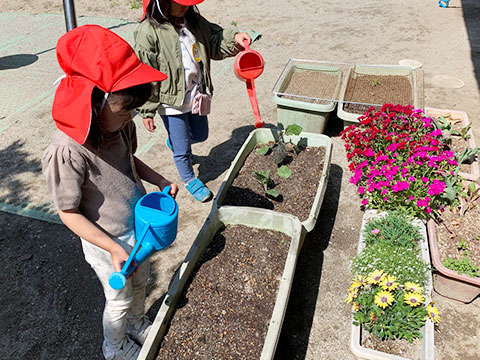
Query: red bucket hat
[
  {"left": 52, "top": 24, "right": 167, "bottom": 144},
  {"left": 142, "top": 0, "right": 204, "bottom": 20}
]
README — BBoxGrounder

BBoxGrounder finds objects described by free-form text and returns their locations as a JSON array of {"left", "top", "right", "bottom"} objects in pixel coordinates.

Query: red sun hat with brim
[
  {"left": 52, "top": 24, "right": 167, "bottom": 144},
  {"left": 142, "top": 0, "right": 204, "bottom": 20}
]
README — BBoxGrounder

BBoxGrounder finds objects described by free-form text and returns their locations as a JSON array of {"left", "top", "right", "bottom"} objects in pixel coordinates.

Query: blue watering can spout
[{"left": 109, "top": 186, "right": 178, "bottom": 290}]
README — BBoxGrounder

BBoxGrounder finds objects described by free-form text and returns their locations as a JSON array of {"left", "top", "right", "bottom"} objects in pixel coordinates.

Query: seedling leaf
[
  {"left": 278, "top": 165, "right": 291, "bottom": 179},
  {"left": 256, "top": 146, "right": 270, "bottom": 155},
  {"left": 266, "top": 189, "right": 280, "bottom": 198}
]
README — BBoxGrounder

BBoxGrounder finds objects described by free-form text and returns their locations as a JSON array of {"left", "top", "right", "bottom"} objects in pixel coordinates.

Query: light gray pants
[{"left": 81, "top": 231, "right": 150, "bottom": 350}]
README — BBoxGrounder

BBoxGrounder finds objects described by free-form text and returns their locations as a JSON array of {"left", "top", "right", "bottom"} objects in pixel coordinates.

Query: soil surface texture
[
  {"left": 436, "top": 204, "right": 480, "bottom": 274},
  {"left": 363, "top": 331, "right": 421, "bottom": 360},
  {"left": 156, "top": 225, "right": 290, "bottom": 359},
  {"left": 222, "top": 143, "right": 325, "bottom": 222},
  {"left": 281, "top": 70, "right": 340, "bottom": 105},
  {"left": 343, "top": 74, "right": 413, "bottom": 114}
]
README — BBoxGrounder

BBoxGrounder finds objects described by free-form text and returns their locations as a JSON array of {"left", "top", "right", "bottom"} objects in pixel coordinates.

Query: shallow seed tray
[
  {"left": 138, "top": 207, "right": 303, "bottom": 360},
  {"left": 337, "top": 64, "right": 424, "bottom": 127}
]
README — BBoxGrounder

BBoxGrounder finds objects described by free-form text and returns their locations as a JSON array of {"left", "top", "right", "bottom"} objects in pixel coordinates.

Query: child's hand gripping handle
[{"left": 108, "top": 224, "right": 151, "bottom": 290}]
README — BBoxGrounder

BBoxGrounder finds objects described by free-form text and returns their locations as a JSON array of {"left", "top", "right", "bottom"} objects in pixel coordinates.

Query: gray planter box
[
  {"left": 212, "top": 128, "right": 333, "bottom": 235},
  {"left": 138, "top": 207, "right": 303, "bottom": 360}
]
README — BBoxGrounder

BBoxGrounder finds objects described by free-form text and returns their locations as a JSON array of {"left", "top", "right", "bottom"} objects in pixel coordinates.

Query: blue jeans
[{"left": 161, "top": 112, "right": 208, "bottom": 183}]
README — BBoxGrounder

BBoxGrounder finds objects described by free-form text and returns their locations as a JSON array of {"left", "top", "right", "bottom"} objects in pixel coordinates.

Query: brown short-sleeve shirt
[{"left": 42, "top": 122, "right": 146, "bottom": 237}]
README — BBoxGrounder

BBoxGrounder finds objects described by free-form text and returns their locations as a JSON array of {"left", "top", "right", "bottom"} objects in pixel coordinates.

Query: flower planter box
[
  {"left": 138, "top": 207, "right": 303, "bottom": 360},
  {"left": 212, "top": 128, "right": 332, "bottom": 236},
  {"left": 272, "top": 59, "right": 343, "bottom": 134},
  {"left": 425, "top": 107, "right": 479, "bottom": 183},
  {"left": 426, "top": 219, "right": 480, "bottom": 303},
  {"left": 350, "top": 210, "right": 435, "bottom": 360},
  {"left": 337, "top": 64, "right": 423, "bottom": 128}
]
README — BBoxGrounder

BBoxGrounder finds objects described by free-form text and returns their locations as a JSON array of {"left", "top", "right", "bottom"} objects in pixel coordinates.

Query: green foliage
[
  {"left": 258, "top": 124, "right": 303, "bottom": 166},
  {"left": 252, "top": 169, "right": 280, "bottom": 198},
  {"left": 231, "top": 21, "right": 238, "bottom": 26},
  {"left": 277, "top": 165, "right": 291, "bottom": 179},
  {"left": 370, "top": 78, "right": 381, "bottom": 87},
  {"left": 450, "top": 122, "right": 472, "bottom": 140},
  {"left": 128, "top": 0, "right": 141, "bottom": 9},
  {"left": 352, "top": 282, "right": 428, "bottom": 342},
  {"left": 443, "top": 237, "right": 480, "bottom": 278},
  {"left": 363, "top": 212, "right": 422, "bottom": 249},
  {"left": 350, "top": 243, "right": 430, "bottom": 286}
]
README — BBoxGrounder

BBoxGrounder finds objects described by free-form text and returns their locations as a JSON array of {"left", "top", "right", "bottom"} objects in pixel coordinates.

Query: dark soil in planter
[
  {"left": 280, "top": 70, "right": 339, "bottom": 105},
  {"left": 435, "top": 204, "right": 480, "bottom": 274},
  {"left": 156, "top": 225, "right": 290, "bottom": 360},
  {"left": 362, "top": 331, "right": 421, "bottom": 360},
  {"left": 222, "top": 143, "right": 326, "bottom": 222},
  {"left": 343, "top": 74, "right": 413, "bottom": 114}
]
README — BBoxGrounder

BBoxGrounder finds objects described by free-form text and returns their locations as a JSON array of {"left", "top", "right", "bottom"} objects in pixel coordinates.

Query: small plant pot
[
  {"left": 350, "top": 210, "right": 435, "bottom": 360},
  {"left": 272, "top": 59, "right": 343, "bottom": 134},
  {"left": 137, "top": 207, "right": 303, "bottom": 360},
  {"left": 212, "top": 128, "right": 332, "bottom": 236},
  {"left": 426, "top": 219, "right": 480, "bottom": 303},
  {"left": 337, "top": 64, "right": 423, "bottom": 128},
  {"left": 425, "top": 107, "right": 479, "bottom": 183}
]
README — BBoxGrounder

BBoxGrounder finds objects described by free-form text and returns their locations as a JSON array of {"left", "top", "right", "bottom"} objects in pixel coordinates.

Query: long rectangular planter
[
  {"left": 425, "top": 107, "right": 479, "bottom": 182},
  {"left": 350, "top": 210, "right": 435, "bottom": 360},
  {"left": 212, "top": 128, "right": 332, "bottom": 236},
  {"left": 138, "top": 206, "right": 303, "bottom": 360},
  {"left": 272, "top": 59, "right": 343, "bottom": 134},
  {"left": 426, "top": 219, "right": 480, "bottom": 303},
  {"left": 337, "top": 64, "right": 422, "bottom": 128}
]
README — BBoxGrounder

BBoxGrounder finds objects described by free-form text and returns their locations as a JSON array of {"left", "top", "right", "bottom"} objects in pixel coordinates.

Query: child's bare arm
[
  {"left": 133, "top": 156, "right": 179, "bottom": 197},
  {"left": 142, "top": 117, "right": 156, "bottom": 132},
  {"left": 58, "top": 209, "right": 129, "bottom": 272}
]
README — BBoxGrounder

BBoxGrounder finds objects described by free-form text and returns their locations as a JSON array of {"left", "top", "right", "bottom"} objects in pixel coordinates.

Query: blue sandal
[{"left": 185, "top": 178, "right": 212, "bottom": 202}]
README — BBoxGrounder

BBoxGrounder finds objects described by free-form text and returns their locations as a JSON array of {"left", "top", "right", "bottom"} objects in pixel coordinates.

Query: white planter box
[
  {"left": 350, "top": 210, "right": 435, "bottom": 360},
  {"left": 138, "top": 207, "right": 303, "bottom": 360}
]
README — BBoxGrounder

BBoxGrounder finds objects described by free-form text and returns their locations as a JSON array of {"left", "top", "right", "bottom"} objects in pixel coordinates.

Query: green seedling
[
  {"left": 277, "top": 165, "right": 291, "bottom": 179},
  {"left": 458, "top": 238, "right": 468, "bottom": 251},
  {"left": 459, "top": 181, "right": 480, "bottom": 217},
  {"left": 128, "top": 0, "right": 141, "bottom": 9},
  {"left": 257, "top": 124, "right": 303, "bottom": 166},
  {"left": 370, "top": 78, "right": 381, "bottom": 87},
  {"left": 252, "top": 169, "right": 280, "bottom": 198},
  {"left": 451, "top": 122, "right": 472, "bottom": 141},
  {"left": 444, "top": 256, "right": 479, "bottom": 278}
]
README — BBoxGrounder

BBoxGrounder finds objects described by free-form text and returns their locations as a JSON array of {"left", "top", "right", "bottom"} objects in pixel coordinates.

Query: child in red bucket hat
[
  {"left": 135, "top": 0, "right": 252, "bottom": 202},
  {"left": 42, "top": 24, "right": 178, "bottom": 360}
]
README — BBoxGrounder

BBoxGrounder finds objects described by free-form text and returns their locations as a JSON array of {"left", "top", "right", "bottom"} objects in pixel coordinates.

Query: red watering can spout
[{"left": 234, "top": 39, "right": 265, "bottom": 128}]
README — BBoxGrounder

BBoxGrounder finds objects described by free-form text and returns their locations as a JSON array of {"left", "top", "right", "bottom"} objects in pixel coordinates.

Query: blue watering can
[{"left": 108, "top": 186, "right": 178, "bottom": 290}]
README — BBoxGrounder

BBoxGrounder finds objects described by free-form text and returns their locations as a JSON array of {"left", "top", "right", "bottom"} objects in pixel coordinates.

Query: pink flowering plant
[{"left": 341, "top": 104, "right": 462, "bottom": 220}]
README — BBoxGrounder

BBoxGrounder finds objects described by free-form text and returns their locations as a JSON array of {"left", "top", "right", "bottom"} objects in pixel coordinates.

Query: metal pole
[{"left": 62, "top": 0, "right": 77, "bottom": 32}]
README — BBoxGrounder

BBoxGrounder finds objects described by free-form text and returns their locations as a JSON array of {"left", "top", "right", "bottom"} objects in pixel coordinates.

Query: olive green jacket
[{"left": 134, "top": 16, "right": 239, "bottom": 118}]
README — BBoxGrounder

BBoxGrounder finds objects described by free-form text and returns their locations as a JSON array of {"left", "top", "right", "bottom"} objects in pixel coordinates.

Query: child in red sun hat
[
  {"left": 134, "top": 0, "right": 252, "bottom": 202},
  {"left": 42, "top": 25, "right": 178, "bottom": 360}
]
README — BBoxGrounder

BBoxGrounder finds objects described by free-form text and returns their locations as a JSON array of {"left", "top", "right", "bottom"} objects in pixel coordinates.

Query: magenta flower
[
  {"left": 371, "top": 229, "right": 380, "bottom": 235},
  {"left": 427, "top": 179, "right": 446, "bottom": 196},
  {"left": 362, "top": 198, "right": 369, "bottom": 205},
  {"left": 358, "top": 186, "right": 365, "bottom": 194}
]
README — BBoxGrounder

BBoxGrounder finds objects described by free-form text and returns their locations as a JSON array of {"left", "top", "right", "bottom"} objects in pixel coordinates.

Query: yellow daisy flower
[
  {"left": 374, "top": 290, "right": 395, "bottom": 309},
  {"left": 404, "top": 291, "right": 424, "bottom": 307},
  {"left": 367, "top": 270, "right": 386, "bottom": 284},
  {"left": 404, "top": 282, "right": 423, "bottom": 293},
  {"left": 352, "top": 302, "right": 361, "bottom": 312},
  {"left": 427, "top": 303, "right": 441, "bottom": 323},
  {"left": 345, "top": 292, "right": 357, "bottom": 304},
  {"left": 369, "top": 312, "right": 377, "bottom": 322},
  {"left": 349, "top": 281, "right": 362, "bottom": 293},
  {"left": 379, "top": 275, "right": 399, "bottom": 291}
]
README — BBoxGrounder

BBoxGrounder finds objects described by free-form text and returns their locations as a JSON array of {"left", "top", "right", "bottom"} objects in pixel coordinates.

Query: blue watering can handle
[
  {"left": 121, "top": 224, "right": 151, "bottom": 276},
  {"left": 162, "top": 185, "right": 171, "bottom": 196}
]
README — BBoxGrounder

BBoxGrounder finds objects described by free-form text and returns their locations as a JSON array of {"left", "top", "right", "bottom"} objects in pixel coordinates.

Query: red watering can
[{"left": 234, "top": 39, "right": 265, "bottom": 128}]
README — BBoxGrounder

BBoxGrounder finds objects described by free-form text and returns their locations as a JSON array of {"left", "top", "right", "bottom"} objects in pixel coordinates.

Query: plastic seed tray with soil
[
  {"left": 435, "top": 205, "right": 480, "bottom": 273},
  {"left": 156, "top": 224, "right": 290, "bottom": 360},
  {"left": 343, "top": 74, "right": 413, "bottom": 114},
  {"left": 222, "top": 143, "right": 326, "bottom": 222},
  {"left": 280, "top": 70, "right": 340, "bottom": 105}
]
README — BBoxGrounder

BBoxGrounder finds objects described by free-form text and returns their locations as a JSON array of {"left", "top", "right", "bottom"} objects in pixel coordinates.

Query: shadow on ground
[
  {"left": 462, "top": 0, "right": 480, "bottom": 89},
  {"left": 274, "top": 163, "right": 343, "bottom": 360}
]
